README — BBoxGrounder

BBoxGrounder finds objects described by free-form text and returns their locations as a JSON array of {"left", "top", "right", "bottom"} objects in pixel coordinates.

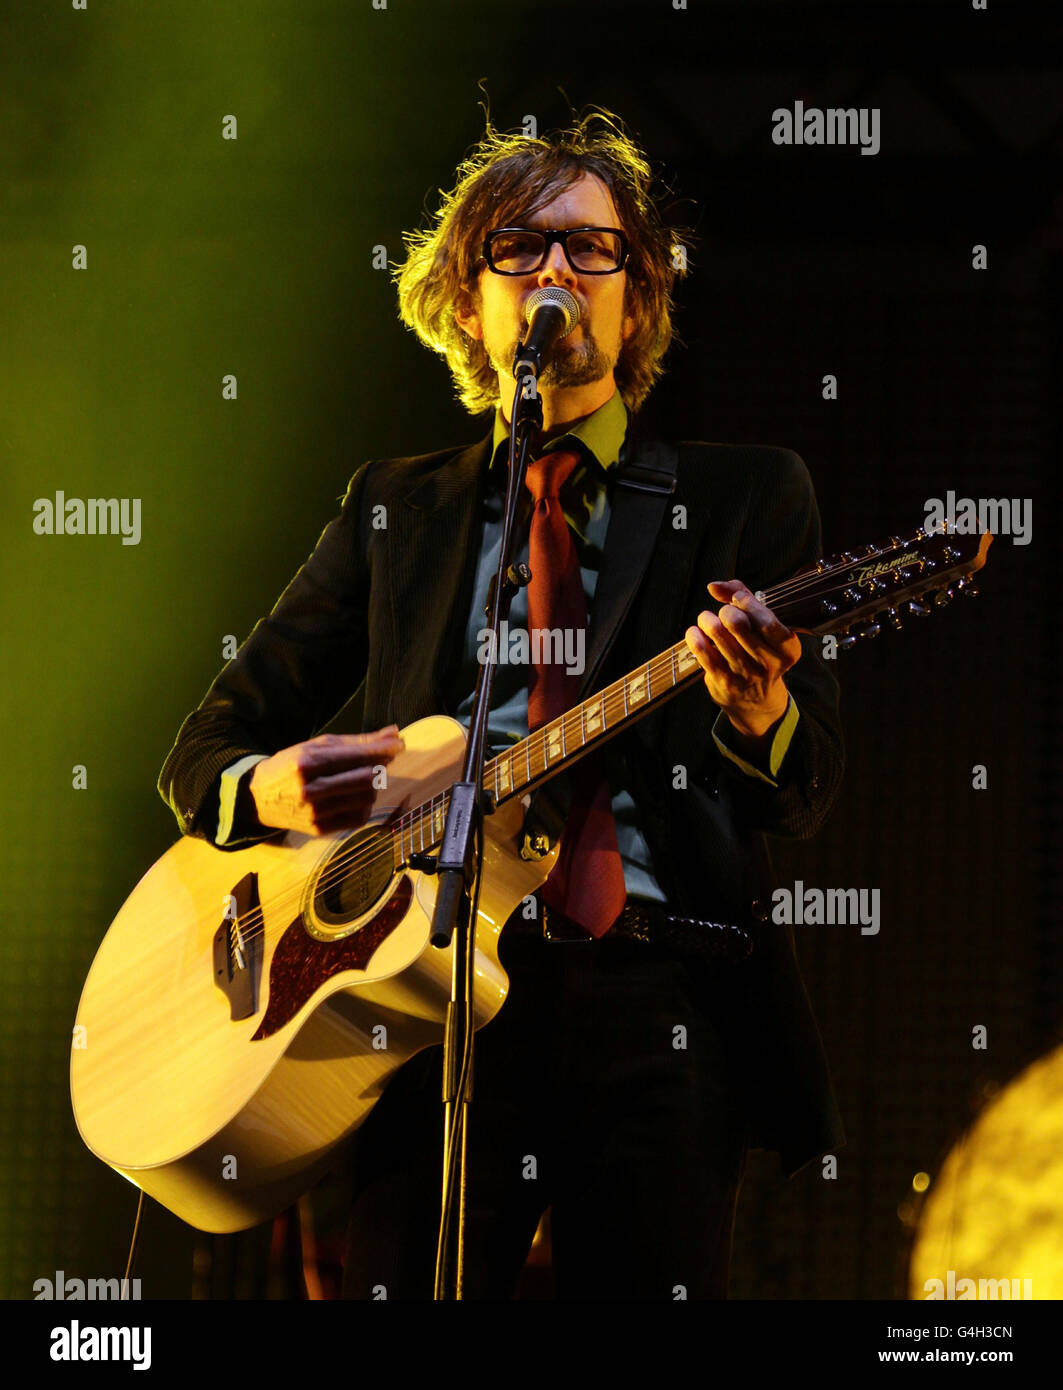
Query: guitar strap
[{"left": 518, "top": 438, "right": 679, "bottom": 862}]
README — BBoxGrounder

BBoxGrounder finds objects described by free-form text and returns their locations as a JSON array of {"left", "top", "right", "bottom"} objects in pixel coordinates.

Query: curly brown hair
[{"left": 394, "top": 109, "right": 690, "bottom": 415}]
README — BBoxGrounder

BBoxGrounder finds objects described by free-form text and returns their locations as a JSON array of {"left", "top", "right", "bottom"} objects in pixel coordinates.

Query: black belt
[{"left": 506, "top": 898, "right": 753, "bottom": 965}]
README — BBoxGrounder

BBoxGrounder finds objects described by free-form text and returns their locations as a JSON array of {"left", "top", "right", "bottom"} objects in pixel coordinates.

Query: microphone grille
[{"left": 523, "top": 286, "right": 580, "bottom": 331}]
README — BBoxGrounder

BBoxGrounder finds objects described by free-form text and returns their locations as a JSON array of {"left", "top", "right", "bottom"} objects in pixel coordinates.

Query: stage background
[{"left": 1, "top": 0, "right": 1058, "bottom": 1299}]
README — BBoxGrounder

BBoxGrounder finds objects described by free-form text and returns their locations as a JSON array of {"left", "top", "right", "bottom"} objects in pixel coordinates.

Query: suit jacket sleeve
[
  {"left": 697, "top": 449, "right": 844, "bottom": 839},
  {"left": 157, "top": 461, "right": 374, "bottom": 845}
]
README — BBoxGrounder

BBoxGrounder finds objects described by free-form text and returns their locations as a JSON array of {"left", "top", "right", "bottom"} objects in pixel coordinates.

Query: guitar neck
[
  {"left": 389, "top": 638, "right": 704, "bottom": 868},
  {"left": 484, "top": 639, "right": 705, "bottom": 807},
  {"left": 388, "top": 522, "right": 992, "bottom": 868}
]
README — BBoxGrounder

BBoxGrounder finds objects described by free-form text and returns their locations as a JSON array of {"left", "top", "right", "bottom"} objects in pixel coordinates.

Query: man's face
[{"left": 457, "top": 171, "right": 635, "bottom": 395}]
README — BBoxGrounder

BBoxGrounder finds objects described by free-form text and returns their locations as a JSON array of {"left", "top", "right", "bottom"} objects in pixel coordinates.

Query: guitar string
[
  {"left": 211, "top": 547, "right": 970, "bottom": 950},
  {"left": 220, "top": 562, "right": 967, "bottom": 949},
  {"left": 739, "top": 540, "right": 959, "bottom": 603},
  {"left": 212, "top": 650, "right": 698, "bottom": 950},
  {"left": 764, "top": 529, "right": 981, "bottom": 602},
  {"left": 305, "top": 542, "right": 966, "bottom": 902},
  {"left": 212, "top": 611, "right": 825, "bottom": 948}
]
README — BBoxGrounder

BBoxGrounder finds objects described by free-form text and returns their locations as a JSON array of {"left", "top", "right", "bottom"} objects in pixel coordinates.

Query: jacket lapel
[
  {"left": 383, "top": 425, "right": 677, "bottom": 725},
  {"left": 387, "top": 433, "right": 491, "bottom": 721},
  {"left": 577, "top": 434, "right": 679, "bottom": 701}
]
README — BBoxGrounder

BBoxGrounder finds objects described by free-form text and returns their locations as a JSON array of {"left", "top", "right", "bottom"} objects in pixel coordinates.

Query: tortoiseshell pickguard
[{"left": 251, "top": 876, "right": 413, "bottom": 1040}]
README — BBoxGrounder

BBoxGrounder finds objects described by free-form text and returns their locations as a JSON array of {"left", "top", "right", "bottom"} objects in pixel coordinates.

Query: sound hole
[{"left": 312, "top": 827, "right": 395, "bottom": 928}]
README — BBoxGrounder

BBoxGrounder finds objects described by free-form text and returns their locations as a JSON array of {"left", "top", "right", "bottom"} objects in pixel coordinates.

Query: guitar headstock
[{"left": 765, "top": 525, "right": 994, "bottom": 647}]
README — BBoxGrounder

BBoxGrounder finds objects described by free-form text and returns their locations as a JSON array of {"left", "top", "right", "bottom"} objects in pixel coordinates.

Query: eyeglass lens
[{"left": 489, "top": 229, "right": 624, "bottom": 273}]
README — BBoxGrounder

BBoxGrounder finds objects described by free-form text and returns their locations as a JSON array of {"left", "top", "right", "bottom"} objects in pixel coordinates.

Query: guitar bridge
[{"left": 212, "top": 872, "right": 262, "bottom": 1021}]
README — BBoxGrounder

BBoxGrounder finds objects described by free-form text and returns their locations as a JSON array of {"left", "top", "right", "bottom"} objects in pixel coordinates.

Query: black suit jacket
[{"left": 159, "top": 417, "right": 846, "bottom": 1176}]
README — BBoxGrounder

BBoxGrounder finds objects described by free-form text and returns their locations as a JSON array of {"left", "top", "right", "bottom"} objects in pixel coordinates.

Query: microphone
[{"left": 513, "top": 287, "right": 581, "bottom": 380}]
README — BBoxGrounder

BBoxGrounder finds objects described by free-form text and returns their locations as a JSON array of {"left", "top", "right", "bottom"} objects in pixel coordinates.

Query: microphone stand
[{"left": 429, "top": 370, "right": 542, "bottom": 1301}]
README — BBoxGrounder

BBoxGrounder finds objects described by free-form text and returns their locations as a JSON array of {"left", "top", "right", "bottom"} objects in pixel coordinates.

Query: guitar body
[
  {"left": 71, "top": 525, "right": 993, "bottom": 1233},
  {"left": 70, "top": 716, "right": 556, "bottom": 1233}
]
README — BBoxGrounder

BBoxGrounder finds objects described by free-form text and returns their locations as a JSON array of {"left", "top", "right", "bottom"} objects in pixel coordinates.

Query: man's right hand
[{"left": 249, "top": 726, "right": 406, "bottom": 836}]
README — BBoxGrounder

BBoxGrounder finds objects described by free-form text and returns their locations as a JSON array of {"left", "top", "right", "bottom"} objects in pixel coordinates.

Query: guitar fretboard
[
  {"left": 385, "top": 522, "right": 993, "bottom": 869},
  {"left": 390, "top": 638, "right": 706, "bottom": 867}
]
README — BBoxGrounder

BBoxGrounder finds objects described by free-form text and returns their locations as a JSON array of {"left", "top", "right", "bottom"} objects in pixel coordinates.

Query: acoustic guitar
[{"left": 70, "top": 525, "right": 992, "bottom": 1232}]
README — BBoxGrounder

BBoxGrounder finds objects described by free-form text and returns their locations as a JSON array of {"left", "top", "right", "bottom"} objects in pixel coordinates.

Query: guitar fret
[
  {"left": 629, "top": 665, "right": 647, "bottom": 707},
  {"left": 546, "top": 720, "right": 562, "bottom": 767},
  {"left": 676, "top": 643, "right": 698, "bottom": 676},
  {"left": 671, "top": 645, "right": 677, "bottom": 686}
]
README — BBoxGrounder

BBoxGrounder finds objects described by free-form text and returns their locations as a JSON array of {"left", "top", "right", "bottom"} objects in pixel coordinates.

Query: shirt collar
[{"left": 490, "top": 388, "right": 628, "bottom": 475}]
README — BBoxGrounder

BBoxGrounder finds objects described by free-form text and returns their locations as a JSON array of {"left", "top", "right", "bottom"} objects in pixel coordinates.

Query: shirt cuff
[
  {"left": 216, "top": 754, "right": 269, "bottom": 846},
  {"left": 712, "top": 695, "right": 800, "bottom": 788}
]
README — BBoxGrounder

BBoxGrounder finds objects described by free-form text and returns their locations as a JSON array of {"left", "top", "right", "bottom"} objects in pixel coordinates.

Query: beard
[{"left": 486, "top": 320, "right": 616, "bottom": 388}]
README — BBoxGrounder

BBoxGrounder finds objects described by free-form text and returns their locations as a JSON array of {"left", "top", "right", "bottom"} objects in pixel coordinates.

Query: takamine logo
[{"left": 853, "top": 551, "right": 922, "bottom": 588}]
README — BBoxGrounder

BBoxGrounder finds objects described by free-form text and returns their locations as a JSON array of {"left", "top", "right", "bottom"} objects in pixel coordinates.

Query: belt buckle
[{"left": 541, "top": 903, "right": 594, "bottom": 943}]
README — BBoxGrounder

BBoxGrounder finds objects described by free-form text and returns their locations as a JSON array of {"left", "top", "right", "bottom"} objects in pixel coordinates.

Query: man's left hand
[{"left": 685, "top": 580, "right": 802, "bottom": 741}]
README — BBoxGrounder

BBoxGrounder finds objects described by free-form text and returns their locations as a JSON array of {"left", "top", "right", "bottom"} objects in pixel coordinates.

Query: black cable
[{"left": 122, "top": 1189, "right": 145, "bottom": 1298}]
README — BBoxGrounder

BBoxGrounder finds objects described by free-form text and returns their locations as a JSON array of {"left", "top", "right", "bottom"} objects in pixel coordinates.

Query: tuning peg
[
  {"left": 907, "top": 600, "right": 931, "bottom": 617},
  {"left": 956, "top": 577, "right": 979, "bottom": 598},
  {"left": 837, "top": 631, "right": 859, "bottom": 651},
  {"left": 886, "top": 607, "right": 902, "bottom": 630},
  {"left": 859, "top": 622, "right": 881, "bottom": 640},
  {"left": 932, "top": 588, "right": 955, "bottom": 608}
]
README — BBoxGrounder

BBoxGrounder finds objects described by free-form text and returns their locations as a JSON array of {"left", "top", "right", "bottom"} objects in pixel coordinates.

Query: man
[{"left": 159, "top": 111, "right": 845, "bottom": 1300}]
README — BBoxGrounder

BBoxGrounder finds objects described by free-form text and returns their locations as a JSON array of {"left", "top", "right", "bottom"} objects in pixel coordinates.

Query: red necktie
[{"left": 524, "top": 449, "right": 627, "bottom": 938}]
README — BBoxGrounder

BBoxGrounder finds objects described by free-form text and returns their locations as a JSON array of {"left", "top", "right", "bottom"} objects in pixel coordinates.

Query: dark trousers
[{"left": 340, "top": 920, "right": 749, "bottom": 1300}]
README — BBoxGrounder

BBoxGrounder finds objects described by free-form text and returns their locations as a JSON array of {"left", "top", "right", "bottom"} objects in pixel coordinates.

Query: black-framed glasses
[{"left": 481, "top": 226, "right": 630, "bottom": 276}]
